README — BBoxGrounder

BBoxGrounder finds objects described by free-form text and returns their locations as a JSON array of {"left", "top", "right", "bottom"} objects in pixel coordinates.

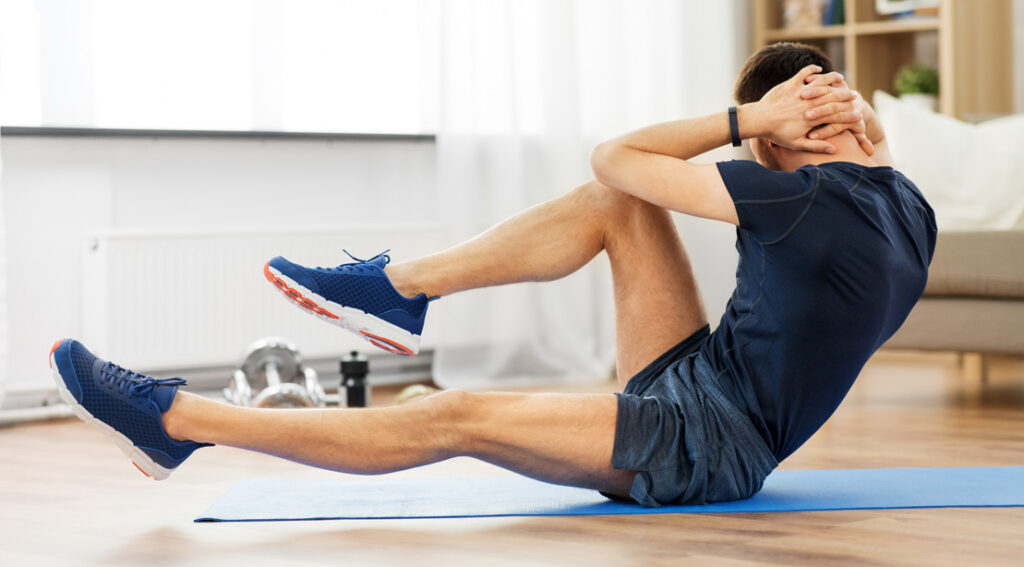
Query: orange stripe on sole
[
  {"left": 359, "top": 331, "right": 414, "bottom": 356},
  {"left": 263, "top": 262, "right": 339, "bottom": 320}
]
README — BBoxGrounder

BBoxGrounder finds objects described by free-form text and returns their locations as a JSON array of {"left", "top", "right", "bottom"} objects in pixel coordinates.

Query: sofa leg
[{"left": 960, "top": 352, "right": 988, "bottom": 385}]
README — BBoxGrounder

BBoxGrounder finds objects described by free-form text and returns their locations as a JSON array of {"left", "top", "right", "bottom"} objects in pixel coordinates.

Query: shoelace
[
  {"left": 99, "top": 361, "right": 186, "bottom": 397},
  {"left": 317, "top": 249, "right": 391, "bottom": 272}
]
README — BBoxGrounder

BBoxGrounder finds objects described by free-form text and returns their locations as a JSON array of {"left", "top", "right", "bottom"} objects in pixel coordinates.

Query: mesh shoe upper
[
  {"left": 55, "top": 340, "right": 206, "bottom": 469},
  {"left": 269, "top": 251, "right": 431, "bottom": 330}
]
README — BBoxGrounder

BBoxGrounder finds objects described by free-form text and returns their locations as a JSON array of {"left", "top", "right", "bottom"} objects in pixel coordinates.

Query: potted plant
[{"left": 894, "top": 64, "right": 939, "bottom": 111}]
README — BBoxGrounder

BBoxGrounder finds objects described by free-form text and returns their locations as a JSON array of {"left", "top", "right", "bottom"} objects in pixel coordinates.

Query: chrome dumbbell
[{"left": 223, "top": 337, "right": 325, "bottom": 408}]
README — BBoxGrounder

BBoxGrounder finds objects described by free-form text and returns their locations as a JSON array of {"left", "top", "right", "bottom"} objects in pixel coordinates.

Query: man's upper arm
[
  {"left": 590, "top": 144, "right": 740, "bottom": 225},
  {"left": 716, "top": 160, "right": 817, "bottom": 241}
]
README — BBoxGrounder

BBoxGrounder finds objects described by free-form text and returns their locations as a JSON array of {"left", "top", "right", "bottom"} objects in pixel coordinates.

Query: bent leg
[
  {"left": 164, "top": 389, "right": 634, "bottom": 497},
  {"left": 385, "top": 183, "right": 609, "bottom": 298},
  {"left": 601, "top": 187, "right": 707, "bottom": 381},
  {"left": 387, "top": 181, "right": 707, "bottom": 384}
]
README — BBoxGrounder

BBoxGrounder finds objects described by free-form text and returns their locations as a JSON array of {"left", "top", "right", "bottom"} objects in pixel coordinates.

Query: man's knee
[
  {"left": 420, "top": 388, "right": 473, "bottom": 451},
  {"left": 573, "top": 180, "right": 643, "bottom": 212},
  {"left": 572, "top": 180, "right": 667, "bottom": 233},
  {"left": 426, "top": 388, "right": 471, "bottom": 418}
]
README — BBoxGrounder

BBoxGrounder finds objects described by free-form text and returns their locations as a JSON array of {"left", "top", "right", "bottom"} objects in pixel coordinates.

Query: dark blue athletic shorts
[{"left": 608, "top": 325, "right": 778, "bottom": 507}]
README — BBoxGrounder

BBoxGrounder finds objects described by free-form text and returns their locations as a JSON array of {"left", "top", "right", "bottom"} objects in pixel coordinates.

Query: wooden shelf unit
[{"left": 752, "top": 0, "right": 1014, "bottom": 119}]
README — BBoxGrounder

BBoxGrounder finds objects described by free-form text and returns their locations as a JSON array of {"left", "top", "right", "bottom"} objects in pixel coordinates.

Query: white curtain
[
  {"left": 0, "top": 134, "right": 6, "bottom": 410},
  {"left": 431, "top": 0, "right": 746, "bottom": 388}
]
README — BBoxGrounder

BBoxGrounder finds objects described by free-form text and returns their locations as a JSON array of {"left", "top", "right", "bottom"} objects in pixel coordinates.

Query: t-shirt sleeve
[{"left": 716, "top": 160, "right": 817, "bottom": 242}]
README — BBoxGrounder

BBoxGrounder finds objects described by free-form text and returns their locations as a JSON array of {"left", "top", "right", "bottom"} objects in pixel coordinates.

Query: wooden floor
[{"left": 2, "top": 351, "right": 1023, "bottom": 566}]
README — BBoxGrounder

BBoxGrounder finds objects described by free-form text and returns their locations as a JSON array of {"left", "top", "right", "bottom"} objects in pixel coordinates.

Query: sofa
[{"left": 871, "top": 91, "right": 1024, "bottom": 379}]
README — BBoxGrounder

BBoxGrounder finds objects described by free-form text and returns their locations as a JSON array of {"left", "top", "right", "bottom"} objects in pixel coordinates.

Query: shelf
[
  {"left": 762, "top": 17, "right": 940, "bottom": 43},
  {"left": 853, "top": 18, "right": 939, "bottom": 35},
  {"left": 763, "top": 25, "right": 846, "bottom": 41},
  {"left": 753, "top": 0, "right": 1013, "bottom": 120}
]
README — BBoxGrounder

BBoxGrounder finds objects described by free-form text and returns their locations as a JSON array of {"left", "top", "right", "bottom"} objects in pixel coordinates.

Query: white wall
[{"left": 1, "top": 135, "right": 436, "bottom": 393}]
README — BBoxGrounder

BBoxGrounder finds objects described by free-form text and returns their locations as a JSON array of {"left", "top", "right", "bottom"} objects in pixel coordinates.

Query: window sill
[{"left": 0, "top": 126, "right": 436, "bottom": 142}]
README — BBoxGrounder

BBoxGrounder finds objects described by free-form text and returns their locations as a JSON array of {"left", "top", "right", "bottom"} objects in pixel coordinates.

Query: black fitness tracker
[{"left": 728, "top": 106, "right": 741, "bottom": 147}]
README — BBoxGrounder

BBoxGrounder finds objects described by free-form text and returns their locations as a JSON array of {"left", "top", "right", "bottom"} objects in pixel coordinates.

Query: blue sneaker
[
  {"left": 49, "top": 339, "right": 210, "bottom": 480},
  {"left": 264, "top": 250, "right": 432, "bottom": 356}
]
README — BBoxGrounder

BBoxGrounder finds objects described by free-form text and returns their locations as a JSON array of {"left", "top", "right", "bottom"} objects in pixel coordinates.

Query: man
[{"left": 51, "top": 43, "right": 935, "bottom": 507}]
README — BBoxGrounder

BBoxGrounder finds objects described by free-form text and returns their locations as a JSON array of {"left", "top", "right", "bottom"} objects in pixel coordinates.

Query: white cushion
[{"left": 873, "top": 91, "right": 1024, "bottom": 230}]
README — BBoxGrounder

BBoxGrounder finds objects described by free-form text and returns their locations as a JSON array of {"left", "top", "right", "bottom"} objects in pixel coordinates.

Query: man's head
[{"left": 734, "top": 42, "right": 835, "bottom": 170}]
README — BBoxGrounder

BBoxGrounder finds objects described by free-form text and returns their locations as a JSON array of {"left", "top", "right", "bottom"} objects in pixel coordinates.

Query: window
[{"left": 0, "top": 0, "right": 439, "bottom": 134}]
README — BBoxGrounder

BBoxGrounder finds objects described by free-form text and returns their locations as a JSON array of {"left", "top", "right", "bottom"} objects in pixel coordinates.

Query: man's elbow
[{"left": 589, "top": 142, "right": 620, "bottom": 187}]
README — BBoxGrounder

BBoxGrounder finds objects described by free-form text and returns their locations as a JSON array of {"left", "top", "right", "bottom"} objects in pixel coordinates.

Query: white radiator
[{"left": 81, "top": 225, "right": 444, "bottom": 371}]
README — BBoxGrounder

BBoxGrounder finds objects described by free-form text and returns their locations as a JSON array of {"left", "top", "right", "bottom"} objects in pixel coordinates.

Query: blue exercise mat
[{"left": 196, "top": 466, "right": 1024, "bottom": 522}]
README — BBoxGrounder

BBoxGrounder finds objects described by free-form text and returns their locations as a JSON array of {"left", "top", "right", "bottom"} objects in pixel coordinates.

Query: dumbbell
[{"left": 223, "top": 337, "right": 325, "bottom": 408}]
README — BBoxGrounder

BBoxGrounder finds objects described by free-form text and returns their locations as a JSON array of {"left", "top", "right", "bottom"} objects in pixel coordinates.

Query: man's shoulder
[{"left": 716, "top": 160, "right": 817, "bottom": 203}]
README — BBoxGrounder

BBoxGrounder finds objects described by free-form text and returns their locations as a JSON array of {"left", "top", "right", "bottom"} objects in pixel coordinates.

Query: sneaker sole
[
  {"left": 263, "top": 262, "right": 419, "bottom": 356},
  {"left": 49, "top": 346, "right": 174, "bottom": 480}
]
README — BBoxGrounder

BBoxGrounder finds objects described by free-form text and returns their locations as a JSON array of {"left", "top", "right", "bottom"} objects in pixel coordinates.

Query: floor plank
[{"left": 1, "top": 351, "right": 1022, "bottom": 566}]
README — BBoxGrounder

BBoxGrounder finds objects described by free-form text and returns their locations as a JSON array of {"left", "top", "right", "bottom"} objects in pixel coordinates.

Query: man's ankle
[
  {"left": 161, "top": 392, "right": 194, "bottom": 443},
  {"left": 384, "top": 264, "right": 431, "bottom": 299}
]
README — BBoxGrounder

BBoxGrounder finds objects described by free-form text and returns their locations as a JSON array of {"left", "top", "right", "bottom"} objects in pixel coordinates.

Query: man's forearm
[
  {"left": 591, "top": 110, "right": 735, "bottom": 191},
  {"left": 587, "top": 107, "right": 749, "bottom": 224},
  {"left": 588, "top": 105, "right": 770, "bottom": 218},
  {"left": 594, "top": 106, "right": 763, "bottom": 162}
]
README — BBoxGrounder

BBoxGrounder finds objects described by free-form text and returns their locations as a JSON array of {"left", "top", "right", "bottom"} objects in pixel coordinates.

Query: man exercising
[{"left": 51, "top": 43, "right": 935, "bottom": 507}]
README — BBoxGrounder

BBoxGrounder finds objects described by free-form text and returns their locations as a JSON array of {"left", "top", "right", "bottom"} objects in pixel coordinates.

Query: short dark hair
[{"left": 733, "top": 42, "right": 835, "bottom": 104}]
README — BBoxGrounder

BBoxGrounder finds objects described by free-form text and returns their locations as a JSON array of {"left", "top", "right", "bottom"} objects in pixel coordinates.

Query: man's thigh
[
  {"left": 455, "top": 390, "right": 635, "bottom": 499},
  {"left": 599, "top": 189, "right": 708, "bottom": 385}
]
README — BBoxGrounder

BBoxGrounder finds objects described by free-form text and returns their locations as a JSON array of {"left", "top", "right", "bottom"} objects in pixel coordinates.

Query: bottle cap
[{"left": 340, "top": 350, "right": 368, "bottom": 377}]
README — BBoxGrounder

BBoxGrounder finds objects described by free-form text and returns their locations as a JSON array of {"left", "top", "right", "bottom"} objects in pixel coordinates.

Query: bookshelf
[{"left": 751, "top": 0, "right": 1014, "bottom": 119}]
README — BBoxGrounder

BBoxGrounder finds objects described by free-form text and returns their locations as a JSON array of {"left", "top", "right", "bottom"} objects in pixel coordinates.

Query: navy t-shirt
[{"left": 701, "top": 160, "right": 937, "bottom": 461}]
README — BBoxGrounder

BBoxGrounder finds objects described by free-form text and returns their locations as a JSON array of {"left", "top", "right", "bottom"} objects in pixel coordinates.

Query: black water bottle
[{"left": 341, "top": 350, "right": 370, "bottom": 407}]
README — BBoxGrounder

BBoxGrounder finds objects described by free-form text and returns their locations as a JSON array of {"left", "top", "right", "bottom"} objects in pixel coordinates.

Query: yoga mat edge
[{"left": 195, "top": 466, "right": 1024, "bottom": 522}]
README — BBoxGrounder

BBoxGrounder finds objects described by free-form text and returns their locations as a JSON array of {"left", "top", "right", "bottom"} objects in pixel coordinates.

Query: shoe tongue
[
  {"left": 151, "top": 381, "right": 181, "bottom": 413},
  {"left": 366, "top": 255, "right": 389, "bottom": 269}
]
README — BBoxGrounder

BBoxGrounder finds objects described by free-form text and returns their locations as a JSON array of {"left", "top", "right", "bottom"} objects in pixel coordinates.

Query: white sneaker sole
[
  {"left": 263, "top": 262, "right": 421, "bottom": 356},
  {"left": 49, "top": 344, "right": 175, "bottom": 480}
]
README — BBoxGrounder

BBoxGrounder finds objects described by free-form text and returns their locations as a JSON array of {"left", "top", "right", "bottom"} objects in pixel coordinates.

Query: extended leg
[
  {"left": 163, "top": 389, "right": 635, "bottom": 497},
  {"left": 387, "top": 180, "right": 707, "bottom": 382}
]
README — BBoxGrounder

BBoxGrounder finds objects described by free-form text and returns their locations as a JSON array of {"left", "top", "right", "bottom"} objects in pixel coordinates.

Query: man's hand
[
  {"left": 740, "top": 64, "right": 873, "bottom": 155},
  {"left": 800, "top": 71, "right": 875, "bottom": 155}
]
